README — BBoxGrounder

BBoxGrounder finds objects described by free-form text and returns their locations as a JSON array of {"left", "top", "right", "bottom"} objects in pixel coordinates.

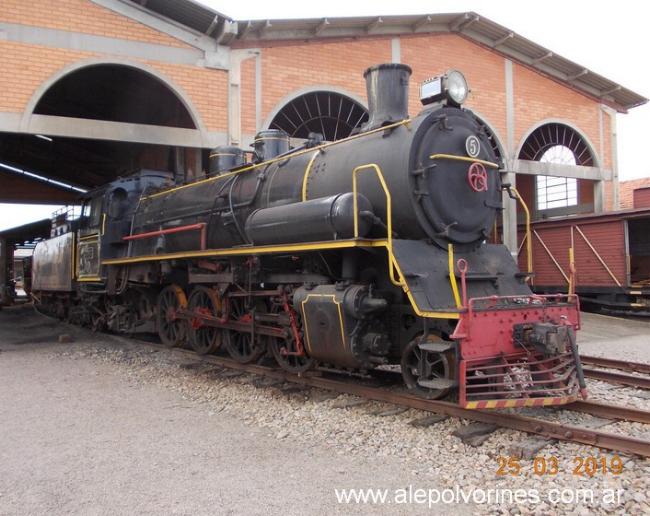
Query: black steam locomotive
[{"left": 32, "top": 64, "right": 586, "bottom": 409}]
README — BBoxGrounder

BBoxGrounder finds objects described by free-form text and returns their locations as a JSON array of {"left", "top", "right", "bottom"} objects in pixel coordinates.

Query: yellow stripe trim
[
  {"left": 301, "top": 294, "right": 345, "bottom": 355},
  {"left": 485, "top": 400, "right": 498, "bottom": 409},
  {"left": 447, "top": 243, "right": 462, "bottom": 309},
  {"left": 428, "top": 154, "right": 499, "bottom": 168},
  {"left": 465, "top": 402, "right": 479, "bottom": 409},
  {"left": 301, "top": 150, "right": 321, "bottom": 201},
  {"left": 101, "top": 238, "right": 460, "bottom": 320},
  {"left": 77, "top": 277, "right": 103, "bottom": 282},
  {"left": 79, "top": 233, "right": 99, "bottom": 242},
  {"left": 141, "top": 119, "right": 412, "bottom": 201}
]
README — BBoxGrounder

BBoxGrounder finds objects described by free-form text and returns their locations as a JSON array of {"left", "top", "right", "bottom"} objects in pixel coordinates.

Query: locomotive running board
[{"left": 390, "top": 240, "right": 530, "bottom": 316}]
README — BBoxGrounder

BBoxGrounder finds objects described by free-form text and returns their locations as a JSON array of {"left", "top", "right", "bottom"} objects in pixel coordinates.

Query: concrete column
[
  {"left": 502, "top": 58, "right": 518, "bottom": 257},
  {"left": 229, "top": 49, "right": 260, "bottom": 146},
  {"left": 173, "top": 147, "right": 185, "bottom": 184},
  {"left": 391, "top": 37, "right": 401, "bottom": 63},
  {"left": 602, "top": 106, "right": 620, "bottom": 210},
  {"left": 501, "top": 172, "right": 518, "bottom": 256},
  {"left": 593, "top": 180, "right": 604, "bottom": 213},
  {"left": 255, "top": 52, "right": 262, "bottom": 132}
]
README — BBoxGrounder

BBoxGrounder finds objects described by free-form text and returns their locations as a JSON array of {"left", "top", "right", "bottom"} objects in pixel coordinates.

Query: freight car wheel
[
  {"left": 187, "top": 287, "right": 223, "bottom": 355},
  {"left": 156, "top": 285, "right": 188, "bottom": 348},
  {"left": 400, "top": 336, "right": 456, "bottom": 400},
  {"left": 223, "top": 297, "right": 266, "bottom": 363}
]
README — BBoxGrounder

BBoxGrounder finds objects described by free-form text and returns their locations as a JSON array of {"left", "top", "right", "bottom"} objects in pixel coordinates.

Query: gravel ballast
[{"left": 1, "top": 305, "right": 649, "bottom": 515}]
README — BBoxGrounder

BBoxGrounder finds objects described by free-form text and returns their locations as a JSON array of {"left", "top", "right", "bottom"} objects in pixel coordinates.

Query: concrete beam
[
  {"left": 91, "top": 0, "right": 218, "bottom": 51},
  {"left": 493, "top": 32, "right": 514, "bottom": 47},
  {"left": 0, "top": 112, "right": 226, "bottom": 149},
  {"left": 0, "top": 22, "right": 205, "bottom": 68},
  {"left": 513, "top": 159, "right": 612, "bottom": 181},
  {"left": 314, "top": 18, "right": 330, "bottom": 35}
]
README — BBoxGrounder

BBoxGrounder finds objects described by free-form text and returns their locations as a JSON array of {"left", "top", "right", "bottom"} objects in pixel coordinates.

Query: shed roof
[
  {"left": 132, "top": 2, "right": 646, "bottom": 112},
  {"left": 232, "top": 12, "right": 647, "bottom": 113}
]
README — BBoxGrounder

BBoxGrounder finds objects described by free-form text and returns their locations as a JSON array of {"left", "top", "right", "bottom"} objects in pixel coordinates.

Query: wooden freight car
[{"left": 518, "top": 208, "right": 650, "bottom": 315}]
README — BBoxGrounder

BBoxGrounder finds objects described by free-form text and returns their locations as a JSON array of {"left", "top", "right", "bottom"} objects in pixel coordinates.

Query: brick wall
[
  {"left": 513, "top": 62, "right": 607, "bottom": 167},
  {"left": 620, "top": 178, "right": 650, "bottom": 209},
  {"left": 256, "top": 37, "right": 392, "bottom": 126},
  {"left": 402, "top": 34, "right": 507, "bottom": 140},
  {"left": 238, "top": 34, "right": 609, "bottom": 169},
  {"left": 0, "top": 0, "right": 190, "bottom": 47},
  {"left": 0, "top": 21, "right": 228, "bottom": 132}
]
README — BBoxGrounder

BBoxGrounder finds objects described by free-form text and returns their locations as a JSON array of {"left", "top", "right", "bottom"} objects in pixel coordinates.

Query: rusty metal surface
[
  {"left": 163, "top": 347, "right": 650, "bottom": 458},
  {"left": 580, "top": 355, "right": 650, "bottom": 375},
  {"left": 32, "top": 232, "right": 74, "bottom": 292},
  {"left": 582, "top": 368, "right": 650, "bottom": 390},
  {"left": 567, "top": 400, "right": 650, "bottom": 425}
]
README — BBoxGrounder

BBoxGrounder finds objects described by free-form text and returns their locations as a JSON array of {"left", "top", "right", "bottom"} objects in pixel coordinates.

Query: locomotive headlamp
[
  {"left": 445, "top": 70, "right": 469, "bottom": 105},
  {"left": 419, "top": 69, "right": 469, "bottom": 106}
]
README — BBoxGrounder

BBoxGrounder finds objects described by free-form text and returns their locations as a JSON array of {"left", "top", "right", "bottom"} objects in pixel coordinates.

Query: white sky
[{"left": 1, "top": 0, "right": 648, "bottom": 232}]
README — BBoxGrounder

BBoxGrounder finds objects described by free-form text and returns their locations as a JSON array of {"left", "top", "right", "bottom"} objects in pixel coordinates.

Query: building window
[
  {"left": 269, "top": 91, "right": 368, "bottom": 141},
  {"left": 536, "top": 176, "right": 578, "bottom": 210},
  {"left": 536, "top": 144, "right": 578, "bottom": 210}
]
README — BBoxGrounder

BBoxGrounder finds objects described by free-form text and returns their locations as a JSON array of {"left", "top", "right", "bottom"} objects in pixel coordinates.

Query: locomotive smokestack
[{"left": 362, "top": 63, "right": 412, "bottom": 131}]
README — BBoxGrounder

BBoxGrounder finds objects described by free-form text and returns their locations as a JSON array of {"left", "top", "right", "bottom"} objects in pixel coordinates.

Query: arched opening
[
  {"left": 269, "top": 91, "right": 368, "bottom": 141},
  {"left": 518, "top": 123, "right": 596, "bottom": 216},
  {"left": 519, "top": 123, "right": 595, "bottom": 166},
  {"left": 33, "top": 64, "right": 196, "bottom": 129}
]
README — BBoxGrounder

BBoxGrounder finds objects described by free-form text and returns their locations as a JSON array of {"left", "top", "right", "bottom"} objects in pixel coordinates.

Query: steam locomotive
[{"left": 31, "top": 63, "right": 587, "bottom": 409}]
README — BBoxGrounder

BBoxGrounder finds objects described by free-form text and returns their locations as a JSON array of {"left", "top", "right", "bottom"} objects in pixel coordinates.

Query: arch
[
  {"left": 263, "top": 86, "right": 369, "bottom": 141},
  {"left": 21, "top": 57, "right": 207, "bottom": 133},
  {"left": 516, "top": 119, "right": 600, "bottom": 168}
]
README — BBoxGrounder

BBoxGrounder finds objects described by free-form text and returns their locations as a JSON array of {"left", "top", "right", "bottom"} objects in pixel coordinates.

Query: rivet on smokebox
[{"left": 58, "top": 334, "right": 74, "bottom": 343}]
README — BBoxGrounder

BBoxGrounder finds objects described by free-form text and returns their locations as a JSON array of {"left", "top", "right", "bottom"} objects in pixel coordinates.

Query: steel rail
[
  {"left": 582, "top": 367, "right": 650, "bottom": 390},
  {"left": 580, "top": 355, "right": 650, "bottom": 375},
  {"left": 163, "top": 349, "right": 650, "bottom": 458},
  {"left": 566, "top": 400, "right": 650, "bottom": 425}
]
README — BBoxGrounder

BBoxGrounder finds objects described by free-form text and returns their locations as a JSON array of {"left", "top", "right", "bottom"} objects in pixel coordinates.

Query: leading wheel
[
  {"left": 401, "top": 335, "right": 456, "bottom": 399},
  {"left": 270, "top": 332, "right": 315, "bottom": 374},
  {"left": 156, "top": 284, "right": 188, "bottom": 348},
  {"left": 187, "top": 286, "right": 224, "bottom": 355},
  {"left": 268, "top": 300, "right": 315, "bottom": 373},
  {"left": 223, "top": 296, "right": 266, "bottom": 363}
]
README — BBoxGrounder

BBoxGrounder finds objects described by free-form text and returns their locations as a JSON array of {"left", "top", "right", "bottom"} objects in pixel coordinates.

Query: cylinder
[
  {"left": 252, "top": 129, "right": 290, "bottom": 162},
  {"left": 208, "top": 146, "right": 245, "bottom": 175},
  {"left": 245, "top": 193, "right": 374, "bottom": 245},
  {"left": 363, "top": 63, "right": 412, "bottom": 131}
]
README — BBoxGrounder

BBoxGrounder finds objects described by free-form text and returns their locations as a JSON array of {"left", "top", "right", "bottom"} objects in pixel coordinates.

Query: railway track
[
  {"left": 31, "top": 306, "right": 650, "bottom": 458},
  {"left": 156, "top": 346, "right": 650, "bottom": 458},
  {"left": 580, "top": 355, "right": 650, "bottom": 390}
]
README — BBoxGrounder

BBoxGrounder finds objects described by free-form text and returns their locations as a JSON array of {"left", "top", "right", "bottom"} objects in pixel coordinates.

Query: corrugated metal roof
[
  {"left": 233, "top": 12, "right": 647, "bottom": 112},
  {"left": 127, "top": 0, "right": 230, "bottom": 35}
]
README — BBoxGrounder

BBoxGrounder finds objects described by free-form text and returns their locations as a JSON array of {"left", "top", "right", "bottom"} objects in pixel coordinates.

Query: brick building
[{"left": 0, "top": 0, "right": 647, "bottom": 258}]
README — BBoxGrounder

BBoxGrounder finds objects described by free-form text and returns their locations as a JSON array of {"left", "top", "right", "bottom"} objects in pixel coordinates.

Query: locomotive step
[
  {"left": 416, "top": 378, "right": 458, "bottom": 389},
  {"left": 418, "top": 342, "right": 455, "bottom": 353}
]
